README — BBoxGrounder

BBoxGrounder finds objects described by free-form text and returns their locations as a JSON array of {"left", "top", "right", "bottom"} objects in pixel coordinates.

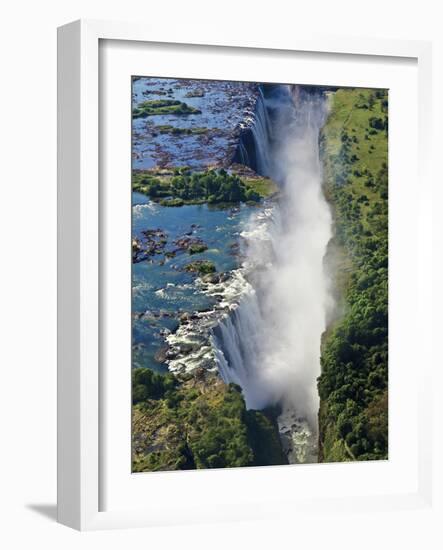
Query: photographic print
[{"left": 131, "top": 77, "right": 388, "bottom": 472}]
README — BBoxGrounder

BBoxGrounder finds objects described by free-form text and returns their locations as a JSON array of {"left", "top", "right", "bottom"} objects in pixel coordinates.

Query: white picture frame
[{"left": 57, "top": 19, "right": 433, "bottom": 531}]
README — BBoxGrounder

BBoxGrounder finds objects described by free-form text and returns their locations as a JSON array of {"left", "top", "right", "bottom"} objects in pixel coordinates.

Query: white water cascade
[
  {"left": 235, "top": 86, "right": 273, "bottom": 175},
  {"left": 212, "top": 85, "right": 333, "bottom": 463}
]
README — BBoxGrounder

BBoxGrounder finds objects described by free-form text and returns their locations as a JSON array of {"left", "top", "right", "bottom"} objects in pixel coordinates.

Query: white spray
[{"left": 212, "top": 85, "right": 333, "bottom": 460}]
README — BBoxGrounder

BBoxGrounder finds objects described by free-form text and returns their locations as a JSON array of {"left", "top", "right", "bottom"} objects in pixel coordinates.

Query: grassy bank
[
  {"left": 132, "top": 368, "right": 287, "bottom": 471},
  {"left": 318, "top": 88, "right": 388, "bottom": 462}
]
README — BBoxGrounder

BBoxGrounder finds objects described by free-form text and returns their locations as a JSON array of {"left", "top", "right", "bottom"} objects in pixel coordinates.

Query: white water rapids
[{"left": 212, "top": 85, "right": 333, "bottom": 463}]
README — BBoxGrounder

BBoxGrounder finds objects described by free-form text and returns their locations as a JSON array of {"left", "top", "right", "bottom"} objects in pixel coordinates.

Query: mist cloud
[{"left": 214, "top": 86, "right": 333, "bottom": 431}]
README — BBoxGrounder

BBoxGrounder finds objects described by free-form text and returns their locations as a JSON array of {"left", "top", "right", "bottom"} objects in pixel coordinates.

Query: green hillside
[{"left": 318, "top": 88, "right": 389, "bottom": 462}]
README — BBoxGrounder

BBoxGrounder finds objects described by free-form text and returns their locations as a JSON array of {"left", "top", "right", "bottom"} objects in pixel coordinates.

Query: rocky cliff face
[{"left": 132, "top": 370, "right": 287, "bottom": 471}]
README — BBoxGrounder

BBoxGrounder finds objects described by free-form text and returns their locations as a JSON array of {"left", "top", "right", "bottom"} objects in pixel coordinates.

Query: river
[{"left": 132, "top": 80, "right": 333, "bottom": 464}]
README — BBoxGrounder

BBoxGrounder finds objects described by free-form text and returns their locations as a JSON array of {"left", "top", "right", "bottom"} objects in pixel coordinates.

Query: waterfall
[
  {"left": 251, "top": 86, "right": 273, "bottom": 175},
  {"left": 211, "top": 284, "right": 269, "bottom": 410},
  {"left": 214, "top": 84, "right": 333, "bottom": 462},
  {"left": 234, "top": 87, "right": 273, "bottom": 175}
]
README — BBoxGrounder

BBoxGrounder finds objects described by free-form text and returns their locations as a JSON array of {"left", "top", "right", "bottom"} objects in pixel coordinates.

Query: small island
[
  {"left": 132, "top": 167, "right": 278, "bottom": 205},
  {"left": 133, "top": 99, "right": 202, "bottom": 118}
]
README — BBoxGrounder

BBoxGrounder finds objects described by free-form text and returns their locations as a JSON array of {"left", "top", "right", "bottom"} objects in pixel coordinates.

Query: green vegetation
[
  {"left": 159, "top": 198, "right": 186, "bottom": 207},
  {"left": 185, "top": 260, "right": 216, "bottom": 275},
  {"left": 133, "top": 99, "right": 202, "bottom": 118},
  {"left": 153, "top": 124, "right": 209, "bottom": 135},
  {"left": 133, "top": 172, "right": 171, "bottom": 197},
  {"left": 132, "top": 168, "right": 272, "bottom": 205},
  {"left": 185, "top": 89, "right": 205, "bottom": 98},
  {"left": 241, "top": 177, "right": 278, "bottom": 198},
  {"left": 170, "top": 169, "right": 260, "bottom": 203},
  {"left": 318, "top": 88, "right": 388, "bottom": 462},
  {"left": 133, "top": 367, "right": 178, "bottom": 403},
  {"left": 245, "top": 405, "right": 288, "bottom": 466},
  {"left": 188, "top": 243, "right": 208, "bottom": 255},
  {"left": 132, "top": 369, "right": 287, "bottom": 471}
]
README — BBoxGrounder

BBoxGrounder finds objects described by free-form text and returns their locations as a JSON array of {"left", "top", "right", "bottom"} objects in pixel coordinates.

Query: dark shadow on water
[{"left": 26, "top": 503, "right": 57, "bottom": 522}]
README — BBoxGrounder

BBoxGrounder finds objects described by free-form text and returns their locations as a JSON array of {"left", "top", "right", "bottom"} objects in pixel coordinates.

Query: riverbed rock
[
  {"left": 184, "top": 260, "right": 216, "bottom": 275},
  {"left": 133, "top": 228, "right": 169, "bottom": 263},
  {"left": 173, "top": 235, "right": 207, "bottom": 255},
  {"left": 200, "top": 273, "right": 221, "bottom": 284},
  {"left": 154, "top": 346, "right": 169, "bottom": 364},
  {"left": 132, "top": 77, "right": 259, "bottom": 171}
]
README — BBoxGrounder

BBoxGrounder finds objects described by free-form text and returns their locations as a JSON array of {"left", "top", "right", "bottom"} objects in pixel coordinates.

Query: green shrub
[
  {"left": 132, "top": 368, "right": 178, "bottom": 404},
  {"left": 133, "top": 99, "right": 201, "bottom": 118},
  {"left": 132, "top": 378, "right": 286, "bottom": 472},
  {"left": 133, "top": 169, "right": 270, "bottom": 205},
  {"left": 159, "top": 198, "right": 185, "bottom": 207},
  {"left": 188, "top": 243, "right": 208, "bottom": 255},
  {"left": 185, "top": 260, "right": 216, "bottom": 275}
]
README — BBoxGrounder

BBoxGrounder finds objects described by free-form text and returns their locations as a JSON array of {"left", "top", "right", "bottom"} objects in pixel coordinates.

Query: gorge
[{"left": 212, "top": 84, "right": 333, "bottom": 463}]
